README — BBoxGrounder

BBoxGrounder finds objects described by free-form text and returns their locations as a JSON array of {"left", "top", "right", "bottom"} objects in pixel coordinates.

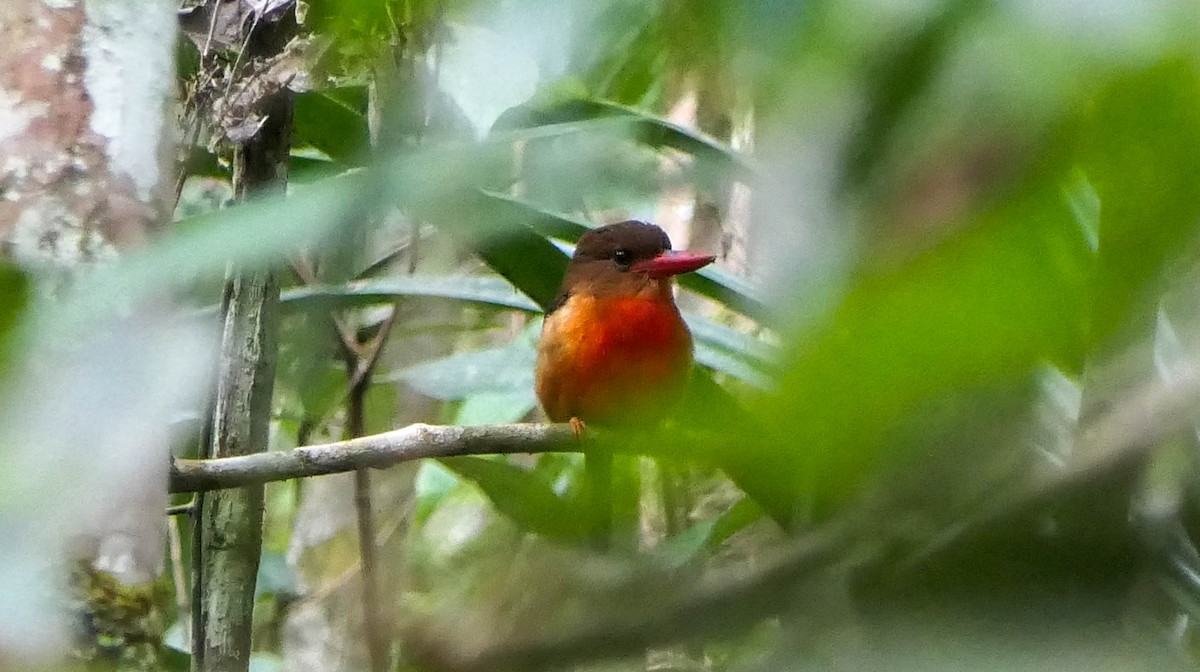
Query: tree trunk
[{"left": 0, "top": 0, "right": 178, "bottom": 665}]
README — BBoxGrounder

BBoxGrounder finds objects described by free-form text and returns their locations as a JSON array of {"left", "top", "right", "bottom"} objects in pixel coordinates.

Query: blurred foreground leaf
[
  {"left": 0, "top": 264, "right": 29, "bottom": 367},
  {"left": 734, "top": 57, "right": 1200, "bottom": 524},
  {"left": 1082, "top": 59, "right": 1200, "bottom": 346}
]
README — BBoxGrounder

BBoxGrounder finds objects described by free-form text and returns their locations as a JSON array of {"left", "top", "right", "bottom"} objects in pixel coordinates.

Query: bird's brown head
[{"left": 555, "top": 220, "right": 716, "bottom": 307}]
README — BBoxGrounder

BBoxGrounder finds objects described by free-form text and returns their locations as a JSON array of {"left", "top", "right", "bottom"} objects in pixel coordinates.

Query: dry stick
[
  {"left": 289, "top": 259, "right": 363, "bottom": 360},
  {"left": 166, "top": 515, "right": 191, "bottom": 642},
  {"left": 291, "top": 244, "right": 401, "bottom": 672},
  {"left": 346, "top": 305, "right": 403, "bottom": 672},
  {"left": 170, "top": 423, "right": 578, "bottom": 493}
]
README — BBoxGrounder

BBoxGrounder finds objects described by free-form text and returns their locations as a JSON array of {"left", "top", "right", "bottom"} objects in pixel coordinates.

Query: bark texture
[
  {"left": 0, "top": 0, "right": 173, "bottom": 267},
  {"left": 0, "top": 0, "right": 178, "bottom": 664},
  {"left": 193, "top": 7, "right": 294, "bottom": 671}
]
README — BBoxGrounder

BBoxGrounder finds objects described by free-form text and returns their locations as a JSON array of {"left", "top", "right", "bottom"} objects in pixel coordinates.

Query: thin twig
[
  {"left": 345, "top": 306, "right": 401, "bottom": 672},
  {"left": 170, "top": 423, "right": 579, "bottom": 493},
  {"left": 289, "top": 259, "right": 362, "bottom": 360},
  {"left": 167, "top": 514, "right": 191, "bottom": 641},
  {"left": 200, "top": 0, "right": 223, "bottom": 58}
]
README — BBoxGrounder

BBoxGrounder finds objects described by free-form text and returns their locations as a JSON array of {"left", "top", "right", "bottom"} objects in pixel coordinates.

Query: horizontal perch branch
[{"left": 170, "top": 423, "right": 579, "bottom": 493}]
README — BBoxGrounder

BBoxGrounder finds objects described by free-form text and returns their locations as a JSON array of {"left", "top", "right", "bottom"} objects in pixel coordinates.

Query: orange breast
[{"left": 536, "top": 294, "right": 694, "bottom": 426}]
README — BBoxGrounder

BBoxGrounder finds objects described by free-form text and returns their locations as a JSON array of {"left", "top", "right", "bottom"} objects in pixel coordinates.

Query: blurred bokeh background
[{"left": 4, "top": 0, "right": 1200, "bottom": 669}]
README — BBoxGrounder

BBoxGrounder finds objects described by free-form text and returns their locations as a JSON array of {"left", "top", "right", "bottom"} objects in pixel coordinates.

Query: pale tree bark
[
  {"left": 0, "top": 0, "right": 173, "bottom": 262},
  {"left": 0, "top": 0, "right": 179, "bottom": 665}
]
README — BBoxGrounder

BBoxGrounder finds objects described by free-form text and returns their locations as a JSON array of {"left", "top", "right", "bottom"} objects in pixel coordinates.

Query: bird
[{"left": 535, "top": 220, "right": 715, "bottom": 541}]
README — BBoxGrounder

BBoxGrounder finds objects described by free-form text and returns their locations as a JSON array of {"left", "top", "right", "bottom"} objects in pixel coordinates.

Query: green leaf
[
  {"left": 255, "top": 551, "right": 298, "bottom": 598},
  {"left": 293, "top": 87, "right": 369, "bottom": 166},
  {"left": 279, "top": 275, "right": 541, "bottom": 313},
  {"left": 164, "top": 621, "right": 190, "bottom": 654},
  {"left": 681, "top": 267, "right": 773, "bottom": 329},
  {"left": 840, "top": 0, "right": 986, "bottom": 191},
  {"left": 249, "top": 653, "right": 284, "bottom": 672},
  {"left": 391, "top": 341, "right": 536, "bottom": 400},
  {"left": 656, "top": 518, "right": 718, "bottom": 569},
  {"left": 684, "top": 316, "right": 775, "bottom": 368},
  {"left": 86, "top": 170, "right": 364, "bottom": 317},
  {"left": 440, "top": 456, "right": 587, "bottom": 542},
  {"left": 437, "top": 199, "right": 569, "bottom": 313},
  {"left": 492, "top": 98, "right": 759, "bottom": 182},
  {"left": 414, "top": 461, "right": 460, "bottom": 525},
  {"left": 654, "top": 498, "right": 764, "bottom": 569},
  {"left": 0, "top": 264, "right": 29, "bottom": 362},
  {"left": 748, "top": 148, "right": 1094, "bottom": 522},
  {"left": 693, "top": 343, "right": 771, "bottom": 389},
  {"left": 454, "top": 391, "right": 537, "bottom": 426},
  {"left": 1080, "top": 59, "right": 1200, "bottom": 347}
]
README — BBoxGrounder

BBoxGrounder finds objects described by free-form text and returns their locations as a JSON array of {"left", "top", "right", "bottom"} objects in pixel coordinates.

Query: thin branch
[
  {"left": 345, "top": 305, "right": 401, "bottom": 672},
  {"left": 170, "top": 423, "right": 578, "bottom": 493},
  {"left": 289, "top": 259, "right": 362, "bottom": 360},
  {"left": 167, "top": 514, "right": 191, "bottom": 641}
]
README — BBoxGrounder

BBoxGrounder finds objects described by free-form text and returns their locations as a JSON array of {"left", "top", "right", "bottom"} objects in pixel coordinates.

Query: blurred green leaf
[
  {"left": 293, "top": 87, "right": 370, "bottom": 166},
  {"left": 250, "top": 653, "right": 284, "bottom": 672},
  {"left": 279, "top": 275, "right": 541, "bottom": 313},
  {"left": 164, "top": 620, "right": 189, "bottom": 654},
  {"left": 566, "top": 0, "right": 663, "bottom": 106},
  {"left": 492, "top": 97, "right": 759, "bottom": 182},
  {"left": 0, "top": 264, "right": 29, "bottom": 362},
  {"left": 693, "top": 343, "right": 771, "bottom": 390},
  {"left": 89, "top": 170, "right": 364, "bottom": 317},
  {"left": 421, "top": 190, "right": 569, "bottom": 312},
  {"left": 255, "top": 551, "right": 298, "bottom": 599},
  {"left": 454, "top": 391, "right": 537, "bottom": 426},
  {"left": 440, "top": 456, "right": 587, "bottom": 542},
  {"left": 654, "top": 498, "right": 763, "bottom": 569},
  {"left": 1081, "top": 59, "right": 1200, "bottom": 346},
  {"left": 840, "top": 0, "right": 986, "bottom": 191},
  {"left": 685, "top": 316, "right": 775, "bottom": 368},
  {"left": 752, "top": 148, "right": 1093, "bottom": 522},
  {"left": 414, "top": 461, "right": 461, "bottom": 526},
  {"left": 390, "top": 341, "right": 536, "bottom": 400}
]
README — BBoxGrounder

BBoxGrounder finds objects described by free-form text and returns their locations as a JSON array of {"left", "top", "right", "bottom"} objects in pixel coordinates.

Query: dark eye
[{"left": 613, "top": 248, "right": 632, "bottom": 269}]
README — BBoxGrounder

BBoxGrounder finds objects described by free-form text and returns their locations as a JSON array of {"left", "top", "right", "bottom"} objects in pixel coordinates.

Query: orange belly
[{"left": 536, "top": 294, "right": 694, "bottom": 426}]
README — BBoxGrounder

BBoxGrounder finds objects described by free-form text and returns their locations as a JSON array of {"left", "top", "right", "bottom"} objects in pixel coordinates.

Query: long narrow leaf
[
  {"left": 491, "top": 98, "right": 759, "bottom": 181},
  {"left": 279, "top": 275, "right": 541, "bottom": 313}
]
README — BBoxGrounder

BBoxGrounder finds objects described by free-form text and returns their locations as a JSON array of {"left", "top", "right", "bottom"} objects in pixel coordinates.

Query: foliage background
[{"left": 5, "top": 0, "right": 1200, "bottom": 670}]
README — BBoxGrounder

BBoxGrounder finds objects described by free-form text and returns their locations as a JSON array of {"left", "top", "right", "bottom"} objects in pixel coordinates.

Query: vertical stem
[
  {"left": 197, "top": 270, "right": 278, "bottom": 672},
  {"left": 167, "top": 513, "right": 191, "bottom": 640},
  {"left": 348, "top": 369, "right": 390, "bottom": 672},
  {"left": 194, "top": 11, "right": 293, "bottom": 672},
  {"left": 346, "top": 308, "right": 402, "bottom": 672}
]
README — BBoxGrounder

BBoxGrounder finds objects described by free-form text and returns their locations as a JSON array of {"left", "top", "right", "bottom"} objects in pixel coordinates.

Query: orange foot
[{"left": 569, "top": 416, "right": 587, "bottom": 439}]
